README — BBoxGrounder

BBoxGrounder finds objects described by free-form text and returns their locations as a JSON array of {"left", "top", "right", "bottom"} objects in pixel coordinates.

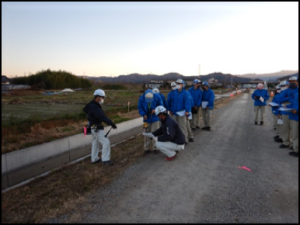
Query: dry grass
[{"left": 1, "top": 91, "right": 246, "bottom": 223}]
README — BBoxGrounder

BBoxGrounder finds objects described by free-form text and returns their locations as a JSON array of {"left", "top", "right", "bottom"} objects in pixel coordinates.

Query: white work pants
[
  {"left": 144, "top": 121, "right": 160, "bottom": 151},
  {"left": 155, "top": 141, "right": 185, "bottom": 158},
  {"left": 91, "top": 129, "right": 111, "bottom": 163}
]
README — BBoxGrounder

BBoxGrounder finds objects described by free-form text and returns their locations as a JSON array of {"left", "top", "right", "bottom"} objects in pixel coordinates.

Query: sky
[{"left": 2, "top": 1, "right": 299, "bottom": 78}]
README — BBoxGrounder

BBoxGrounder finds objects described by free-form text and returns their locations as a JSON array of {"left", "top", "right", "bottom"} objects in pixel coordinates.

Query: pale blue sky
[{"left": 2, "top": 1, "right": 298, "bottom": 77}]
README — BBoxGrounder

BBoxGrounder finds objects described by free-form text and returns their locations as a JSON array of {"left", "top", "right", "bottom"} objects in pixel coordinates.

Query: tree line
[{"left": 12, "top": 69, "right": 92, "bottom": 89}]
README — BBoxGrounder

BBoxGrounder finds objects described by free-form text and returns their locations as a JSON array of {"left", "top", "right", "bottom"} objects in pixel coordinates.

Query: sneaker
[
  {"left": 144, "top": 150, "right": 151, "bottom": 154},
  {"left": 206, "top": 127, "right": 211, "bottom": 131},
  {"left": 289, "top": 151, "right": 298, "bottom": 157},
  {"left": 153, "top": 150, "right": 159, "bottom": 154},
  {"left": 275, "top": 138, "right": 283, "bottom": 143},
  {"left": 279, "top": 144, "right": 289, "bottom": 148},
  {"left": 201, "top": 127, "right": 208, "bottom": 130},
  {"left": 255, "top": 122, "right": 257, "bottom": 125},
  {"left": 102, "top": 160, "right": 113, "bottom": 165},
  {"left": 165, "top": 153, "right": 177, "bottom": 161},
  {"left": 260, "top": 121, "right": 264, "bottom": 125},
  {"left": 189, "top": 138, "right": 194, "bottom": 142},
  {"left": 192, "top": 128, "right": 196, "bottom": 131},
  {"left": 92, "top": 159, "right": 101, "bottom": 164},
  {"left": 196, "top": 126, "right": 200, "bottom": 129}
]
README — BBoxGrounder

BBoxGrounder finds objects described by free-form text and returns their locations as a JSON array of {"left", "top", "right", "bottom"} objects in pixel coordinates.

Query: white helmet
[
  {"left": 152, "top": 88, "right": 159, "bottom": 93},
  {"left": 94, "top": 89, "right": 105, "bottom": 97},
  {"left": 171, "top": 82, "right": 176, "bottom": 87},
  {"left": 155, "top": 105, "right": 167, "bottom": 116},
  {"left": 289, "top": 76, "right": 298, "bottom": 81},
  {"left": 176, "top": 78, "right": 184, "bottom": 84}
]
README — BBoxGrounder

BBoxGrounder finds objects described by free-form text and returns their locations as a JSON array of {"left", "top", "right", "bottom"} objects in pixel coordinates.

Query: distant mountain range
[{"left": 78, "top": 70, "right": 298, "bottom": 84}]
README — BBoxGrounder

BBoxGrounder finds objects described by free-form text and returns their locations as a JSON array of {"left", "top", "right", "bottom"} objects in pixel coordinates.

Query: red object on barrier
[
  {"left": 271, "top": 91, "right": 274, "bottom": 97},
  {"left": 84, "top": 127, "right": 87, "bottom": 136}
]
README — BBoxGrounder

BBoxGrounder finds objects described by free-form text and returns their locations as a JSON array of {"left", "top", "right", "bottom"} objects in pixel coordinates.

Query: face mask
[
  {"left": 172, "top": 87, "right": 177, "bottom": 90},
  {"left": 289, "top": 83, "right": 297, "bottom": 89},
  {"left": 99, "top": 99, "right": 104, "bottom": 104},
  {"left": 176, "top": 85, "right": 182, "bottom": 90},
  {"left": 276, "top": 90, "right": 281, "bottom": 94},
  {"left": 281, "top": 86, "right": 287, "bottom": 91}
]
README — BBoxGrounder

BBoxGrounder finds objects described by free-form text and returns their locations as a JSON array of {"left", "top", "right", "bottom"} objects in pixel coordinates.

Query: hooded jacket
[
  {"left": 138, "top": 89, "right": 162, "bottom": 123},
  {"left": 83, "top": 100, "right": 114, "bottom": 129},
  {"left": 152, "top": 114, "right": 185, "bottom": 145},
  {"left": 251, "top": 89, "right": 270, "bottom": 106}
]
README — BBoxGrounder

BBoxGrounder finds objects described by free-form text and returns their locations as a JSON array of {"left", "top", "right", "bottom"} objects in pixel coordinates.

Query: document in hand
[
  {"left": 259, "top": 97, "right": 264, "bottom": 102},
  {"left": 202, "top": 101, "right": 208, "bottom": 109},
  {"left": 176, "top": 110, "right": 186, "bottom": 117},
  {"left": 142, "top": 132, "right": 155, "bottom": 139},
  {"left": 268, "top": 102, "right": 279, "bottom": 107},
  {"left": 278, "top": 107, "right": 295, "bottom": 112}
]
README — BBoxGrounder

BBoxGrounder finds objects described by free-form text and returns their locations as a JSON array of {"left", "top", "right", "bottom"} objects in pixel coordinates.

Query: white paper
[
  {"left": 277, "top": 119, "right": 283, "bottom": 125},
  {"left": 188, "top": 112, "right": 192, "bottom": 120},
  {"left": 202, "top": 101, "right": 208, "bottom": 109},
  {"left": 268, "top": 102, "right": 279, "bottom": 107},
  {"left": 176, "top": 110, "right": 186, "bottom": 117},
  {"left": 259, "top": 97, "right": 264, "bottom": 102},
  {"left": 278, "top": 107, "right": 295, "bottom": 112},
  {"left": 142, "top": 132, "right": 155, "bottom": 139}
]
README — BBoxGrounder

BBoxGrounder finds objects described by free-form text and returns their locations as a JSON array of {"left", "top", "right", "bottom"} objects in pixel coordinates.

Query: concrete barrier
[{"left": 2, "top": 117, "right": 143, "bottom": 191}]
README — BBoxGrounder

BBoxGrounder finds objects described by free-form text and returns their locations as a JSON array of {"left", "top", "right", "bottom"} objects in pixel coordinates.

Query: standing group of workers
[
  {"left": 252, "top": 76, "right": 298, "bottom": 157},
  {"left": 138, "top": 78, "right": 215, "bottom": 161}
]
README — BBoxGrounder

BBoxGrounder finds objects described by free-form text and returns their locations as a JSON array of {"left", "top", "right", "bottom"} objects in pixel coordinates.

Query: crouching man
[{"left": 151, "top": 106, "right": 186, "bottom": 161}]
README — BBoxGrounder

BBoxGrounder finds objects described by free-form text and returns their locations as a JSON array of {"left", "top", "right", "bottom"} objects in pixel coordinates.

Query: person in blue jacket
[
  {"left": 138, "top": 89, "right": 162, "bottom": 154},
  {"left": 270, "top": 86, "right": 282, "bottom": 140},
  {"left": 285, "top": 91, "right": 298, "bottom": 157},
  {"left": 167, "top": 82, "right": 177, "bottom": 112},
  {"left": 184, "top": 81, "right": 194, "bottom": 142},
  {"left": 251, "top": 83, "right": 270, "bottom": 125},
  {"left": 168, "top": 79, "right": 191, "bottom": 144},
  {"left": 188, "top": 79, "right": 202, "bottom": 130},
  {"left": 277, "top": 76, "right": 299, "bottom": 148},
  {"left": 201, "top": 82, "right": 215, "bottom": 131},
  {"left": 152, "top": 87, "right": 167, "bottom": 108}
]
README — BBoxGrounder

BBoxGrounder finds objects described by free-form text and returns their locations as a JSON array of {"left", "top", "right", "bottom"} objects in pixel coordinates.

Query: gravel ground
[{"left": 47, "top": 91, "right": 298, "bottom": 223}]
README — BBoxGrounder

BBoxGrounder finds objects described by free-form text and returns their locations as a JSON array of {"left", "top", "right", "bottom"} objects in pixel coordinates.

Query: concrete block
[
  {"left": 69, "top": 133, "right": 92, "bottom": 150},
  {"left": 7, "top": 152, "right": 69, "bottom": 187},
  {"left": 2, "top": 174, "right": 8, "bottom": 190},
  {"left": 70, "top": 145, "right": 91, "bottom": 162},
  {"left": 2, "top": 154, "right": 7, "bottom": 174}
]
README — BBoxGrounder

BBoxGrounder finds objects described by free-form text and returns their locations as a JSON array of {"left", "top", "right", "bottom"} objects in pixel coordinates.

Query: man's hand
[
  {"left": 112, "top": 123, "right": 117, "bottom": 129},
  {"left": 151, "top": 109, "right": 155, "bottom": 114},
  {"left": 193, "top": 106, "right": 197, "bottom": 110},
  {"left": 292, "top": 109, "right": 297, "bottom": 114},
  {"left": 185, "top": 111, "right": 189, "bottom": 116},
  {"left": 254, "top": 96, "right": 258, "bottom": 99},
  {"left": 143, "top": 115, "right": 147, "bottom": 120},
  {"left": 169, "top": 111, "right": 173, "bottom": 116}
]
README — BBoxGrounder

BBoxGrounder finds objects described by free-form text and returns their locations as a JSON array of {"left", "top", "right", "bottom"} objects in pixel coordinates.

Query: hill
[{"left": 235, "top": 70, "right": 298, "bottom": 81}]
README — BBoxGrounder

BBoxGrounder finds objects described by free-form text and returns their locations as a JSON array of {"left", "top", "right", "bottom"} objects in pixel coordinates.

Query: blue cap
[
  {"left": 144, "top": 89, "right": 154, "bottom": 103},
  {"left": 202, "top": 81, "right": 209, "bottom": 86}
]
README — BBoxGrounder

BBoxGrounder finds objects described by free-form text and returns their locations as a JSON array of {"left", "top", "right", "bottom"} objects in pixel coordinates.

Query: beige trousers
[
  {"left": 290, "top": 119, "right": 298, "bottom": 152},
  {"left": 254, "top": 105, "right": 265, "bottom": 122},
  {"left": 187, "top": 118, "right": 193, "bottom": 139},
  {"left": 144, "top": 121, "right": 160, "bottom": 151},
  {"left": 273, "top": 114, "right": 280, "bottom": 135},
  {"left": 201, "top": 108, "right": 211, "bottom": 127},
  {"left": 282, "top": 114, "right": 291, "bottom": 146},
  {"left": 172, "top": 115, "right": 188, "bottom": 143}
]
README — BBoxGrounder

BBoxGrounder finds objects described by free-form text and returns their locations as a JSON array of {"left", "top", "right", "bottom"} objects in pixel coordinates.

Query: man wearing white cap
[
  {"left": 149, "top": 106, "right": 186, "bottom": 161},
  {"left": 201, "top": 82, "right": 215, "bottom": 131},
  {"left": 188, "top": 79, "right": 203, "bottom": 130},
  {"left": 152, "top": 87, "right": 167, "bottom": 108},
  {"left": 270, "top": 85, "right": 282, "bottom": 140},
  {"left": 251, "top": 83, "right": 270, "bottom": 125},
  {"left": 138, "top": 89, "right": 163, "bottom": 154},
  {"left": 167, "top": 82, "right": 177, "bottom": 113},
  {"left": 277, "top": 76, "right": 299, "bottom": 149}
]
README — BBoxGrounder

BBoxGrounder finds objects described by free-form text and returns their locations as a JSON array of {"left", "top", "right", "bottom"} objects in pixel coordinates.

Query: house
[{"left": 2, "top": 75, "right": 11, "bottom": 85}]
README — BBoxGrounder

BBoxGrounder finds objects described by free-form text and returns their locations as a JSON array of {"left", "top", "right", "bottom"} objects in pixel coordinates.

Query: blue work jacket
[{"left": 251, "top": 89, "right": 270, "bottom": 106}]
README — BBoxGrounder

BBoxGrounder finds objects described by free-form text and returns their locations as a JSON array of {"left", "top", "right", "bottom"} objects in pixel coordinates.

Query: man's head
[
  {"left": 144, "top": 89, "right": 154, "bottom": 103},
  {"left": 279, "top": 80, "right": 289, "bottom": 91},
  {"left": 288, "top": 76, "right": 298, "bottom": 89},
  {"left": 155, "top": 105, "right": 167, "bottom": 120},
  {"left": 176, "top": 79, "right": 184, "bottom": 90},
  {"left": 94, "top": 89, "right": 105, "bottom": 104},
  {"left": 202, "top": 81, "right": 209, "bottom": 90},
  {"left": 257, "top": 83, "right": 263, "bottom": 90},
  {"left": 171, "top": 82, "right": 177, "bottom": 90},
  {"left": 152, "top": 88, "right": 159, "bottom": 93}
]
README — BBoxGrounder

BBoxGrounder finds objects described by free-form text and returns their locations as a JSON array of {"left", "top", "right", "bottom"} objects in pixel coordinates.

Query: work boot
[
  {"left": 260, "top": 121, "right": 264, "bottom": 125},
  {"left": 275, "top": 137, "right": 283, "bottom": 142},
  {"left": 206, "top": 127, "right": 211, "bottom": 131},
  {"left": 102, "top": 160, "right": 113, "bottom": 166},
  {"left": 192, "top": 128, "right": 196, "bottom": 131},
  {"left": 289, "top": 151, "right": 298, "bottom": 157},
  {"left": 189, "top": 138, "right": 194, "bottom": 142},
  {"left": 153, "top": 150, "right": 159, "bottom": 154},
  {"left": 196, "top": 126, "right": 200, "bottom": 129},
  {"left": 165, "top": 153, "right": 177, "bottom": 161},
  {"left": 201, "top": 127, "right": 208, "bottom": 130},
  {"left": 279, "top": 144, "right": 289, "bottom": 148},
  {"left": 143, "top": 150, "right": 151, "bottom": 156},
  {"left": 255, "top": 121, "right": 258, "bottom": 125}
]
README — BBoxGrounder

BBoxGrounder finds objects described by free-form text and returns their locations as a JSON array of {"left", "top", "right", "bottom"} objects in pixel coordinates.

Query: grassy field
[{"left": 1, "top": 91, "right": 245, "bottom": 223}]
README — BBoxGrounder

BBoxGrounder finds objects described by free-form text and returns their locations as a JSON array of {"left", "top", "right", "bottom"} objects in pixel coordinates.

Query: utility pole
[{"left": 198, "top": 64, "right": 201, "bottom": 76}]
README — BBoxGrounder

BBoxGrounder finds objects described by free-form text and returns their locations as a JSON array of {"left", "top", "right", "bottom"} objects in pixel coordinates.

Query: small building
[{"left": 2, "top": 75, "right": 11, "bottom": 85}]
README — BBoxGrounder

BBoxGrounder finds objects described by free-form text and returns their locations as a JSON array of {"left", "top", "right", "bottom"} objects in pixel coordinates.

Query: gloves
[{"left": 112, "top": 123, "right": 117, "bottom": 129}]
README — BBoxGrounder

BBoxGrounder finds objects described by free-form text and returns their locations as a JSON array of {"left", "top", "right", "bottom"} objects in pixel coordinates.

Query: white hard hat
[
  {"left": 279, "top": 80, "right": 289, "bottom": 86},
  {"left": 94, "top": 89, "right": 105, "bottom": 97},
  {"left": 171, "top": 82, "right": 176, "bottom": 87},
  {"left": 176, "top": 79, "right": 184, "bottom": 84},
  {"left": 155, "top": 105, "right": 167, "bottom": 115},
  {"left": 257, "top": 83, "right": 263, "bottom": 88},
  {"left": 152, "top": 88, "right": 159, "bottom": 93},
  {"left": 289, "top": 76, "right": 298, "bottom": 81}
]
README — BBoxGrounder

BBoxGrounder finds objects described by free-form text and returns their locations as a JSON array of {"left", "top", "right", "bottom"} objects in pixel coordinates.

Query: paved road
[{"left": 50, "top": 91, "right": 298, "bottom": 223}]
